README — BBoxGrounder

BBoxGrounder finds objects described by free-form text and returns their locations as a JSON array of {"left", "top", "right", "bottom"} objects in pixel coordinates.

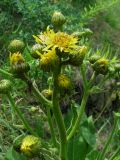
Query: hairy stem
[
  {"left": 32, "top": 81, "right": 52, "bottom": 108},
  {"left": 52, "top": 71, "right": 67, "bottom": 160},
  {"left": 46, "top": 107, "right": 59, "bottom": 148}
]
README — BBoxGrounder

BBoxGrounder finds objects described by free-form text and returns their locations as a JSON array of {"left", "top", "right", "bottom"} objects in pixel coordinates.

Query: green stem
[
  {"left": 7, "top": 92, "right": 37, "bottom": 136},
  {"left": 109, "top": 146, "right": 120, "bottom": 160},
  {"left": 46, "top": 107, "right": 59, "bottom": 148},
  {"left": 80, "top": 65, "right": 88, "bottom": 89},
  {"left": 32, "top": 81, "right": 52, "bottom": 108},
  {"left": 67, "top": 91, "right": 89, "bottom": 141},
  {"left": 97, "top": 115, "right": 118, "bottom": 160},
  {"left": 21, "top": 74, "right": 52, "bottom": 108},
  {"left": 52, "top": 71, "right": 67, "bottom": 160}
]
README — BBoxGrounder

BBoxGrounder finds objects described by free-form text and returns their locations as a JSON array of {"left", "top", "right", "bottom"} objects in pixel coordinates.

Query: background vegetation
[{"left": 0, "top": 0, "right": 120, "bottom": 159}]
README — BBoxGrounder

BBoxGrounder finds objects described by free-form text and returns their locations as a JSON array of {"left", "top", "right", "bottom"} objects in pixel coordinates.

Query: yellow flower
[
  {"left": 21, "top": 135, "right": 41, "bottom": 157},
  {"left": 58, "top": 74, "right": 71, "bottom": 89},
  {"left": 40, "top": 48, "right": 59, "bottom": 71},
  {"left": 10, "top": 52, "right": 24, "bottom": 65},
  {"left": 33, "top": 27, "right": 78, "bottom": 54},
  {"left": 10, "top": 52, "right": 30, "bottom": 75}
]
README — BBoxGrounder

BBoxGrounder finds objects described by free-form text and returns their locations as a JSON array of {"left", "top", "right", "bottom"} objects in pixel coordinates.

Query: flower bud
[
  {"left": 57, "top": 74, "right": 71, "bottom": 89},
  {"left": 40, "top": 49, "right": 59, "bottom": 72},
  {"left": 31, "top": 44, "right": 44, "bottom": 59},
  {"left": 10, "top": 52, "right": 30, "bottom": 75},
  {"left": 11, "top": 63, "right": 30, "bottom": 74},
  {"left": 47, "top": 77, "right": 53, "bottom": 85},
  {"left": 41, "top": 89, "right": 53, "bottom": 99},
  {"left": 69, "top": 46, "right": 87, "bottom": 66},
  {"left": 8, "top": 39, "right": 25, "bottom": 53},
  {"left": 92, "top": 58, "right": 109, "bottom": 75},
  {"left": 89, "top": 54, "right": 101, "bottom": 64},
  {"left": 29, "top": 106, "right": 39, "bottom": 113},
  {"left": 20, "top": 135, "right": 41, "bottom": 157},
  {"left": 51, "top": 11, "right": 66, "bottom": 27},
  {"left": 10, "top": 52, "right": 24, "bottom": 65},
  {"left": 0, "top": 79, "right": 12, "bottom": 94}
]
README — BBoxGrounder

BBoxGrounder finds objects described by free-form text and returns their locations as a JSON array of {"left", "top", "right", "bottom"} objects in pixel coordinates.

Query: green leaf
[
  {"left": 5, "top": 146, "right": 27, "bottom": 160},
  {"left": 68, "top": 135, "right": 88, "bottom": 160},
  {"left": 86, "top": 149, "right": 99, "bottom": 160},
  {"left": 81, "top": 117, "right": 96, "bottom": 148}
]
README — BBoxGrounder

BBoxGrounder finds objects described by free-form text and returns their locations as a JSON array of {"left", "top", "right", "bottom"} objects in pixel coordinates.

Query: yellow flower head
[
  {"left": 33, "top": 27, "right": 78, "bottom": 54},
  {"left": 58, "top": 74, "right": 71, "bottom": 89},
  {"left": 21, "top": 135, "right": 41, "bottom": 157},
  {"left": 40, "top": 48, "right": 59, "bottom": 71},
  {"left": 10, "top": 52, "right": 24, "bottom": 65}
]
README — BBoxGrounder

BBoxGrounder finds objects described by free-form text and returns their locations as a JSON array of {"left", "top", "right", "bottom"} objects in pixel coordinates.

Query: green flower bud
[
  {"left": 51, "top": 11, "right": 66, "bottom": 27},
  {"left": 89, "top": 54, "right": 101, "bottom": 64},
  {"left": 29, "top": 106, "right": 39, "bottom": 113},
  {"left": 31, "top": 44, "right": 44, "bottom": 59},
  {"left": 41, "top": 89, "right": 53, "bottom": 100},
  {"left": 8, "top": 39, "right": 25, "bottom": 53},
  {"left": 20, "top": 135, "right": 41, "bottom": 157},
  {"left": 69, "top": 46, "right": 87, "bottom": 66},
  {"left": 0, "top": 79, "right": 12, "bottom": 94},
  {"left": 11, "top": 62, "right": 30, "bottom": 76},
  {"left": 47, "top": 77, "right": 53, "bottom": 85},
  {"left": 92, "top": 58, "right": 109, "bottom": 75}
]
